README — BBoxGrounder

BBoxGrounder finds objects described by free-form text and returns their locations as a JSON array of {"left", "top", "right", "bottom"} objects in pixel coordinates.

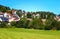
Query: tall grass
[{"left": 0, "top": 28, "right": 60, "bottom": 39}]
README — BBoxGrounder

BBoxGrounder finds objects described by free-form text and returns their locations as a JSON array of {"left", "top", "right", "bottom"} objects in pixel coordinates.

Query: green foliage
[
  {"left": 16, "top": 17, "right": 29, "bottom": 28},
  {"left": 10, "top": 21, "right": 16, "bottom": 28},
  {"left": 16, "top": 20, "right": 24, "bottom": 28},
  {"left": 0, "top": 21, "right": 7, "bottom": 28},
  {"left": 28, "top": 20, "right": 34, "bottom": 28},
  {"left": 23, "top": 20, "right": 30, "bottom": 28},
  {"left": 27, "top": 12, "right": 32, "bottom": 18},
  {"left": 57, "top": 21, "right": 60, "bottom": 30},
  {"left": 36, "top": 11, "right": 56, "bottom": 19},
  {"left": 44, "top": 19, "right": 58, "bottom": 30},
  {"left": 33, "top": 18, "right": 41, "bottom": 29},
  {"left": 0, "top": 5, "right": 10, "bottom": 12},
  {"left": 28, "top": 18, "right": 42, "bottom": 29},
  {"left": 16, "top": 10, "right": 22, "bottom": 17}
]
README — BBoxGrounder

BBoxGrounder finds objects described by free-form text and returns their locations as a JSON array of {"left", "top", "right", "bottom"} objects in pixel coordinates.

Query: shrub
[
  {"left": 10, "top": 21, "right": 17, "bottom": 28},
  {"left": 44, "top": 19, "right": 58, "bottom": 30},
  {"left": 0, "top": 21, "right": 7, "bottom": 28}
]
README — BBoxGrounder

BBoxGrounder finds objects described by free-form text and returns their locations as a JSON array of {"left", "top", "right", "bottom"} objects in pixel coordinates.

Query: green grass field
[{"left": 0, "top": 28, "right": 60, "bottom": 39}]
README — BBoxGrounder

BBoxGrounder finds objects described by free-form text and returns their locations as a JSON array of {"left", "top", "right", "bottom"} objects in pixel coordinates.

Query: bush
[
  {"left": 0, "top": 21, "right": 7, "bottom": 28},
  {"left": 44, "top": 19, "right": 58, "bottom": 30},
  {"left": 57, "top": 21, "right": 60, "bottom": 30},
  {"left": 10, "top": 21, "right": 17, "bottom": 28}
]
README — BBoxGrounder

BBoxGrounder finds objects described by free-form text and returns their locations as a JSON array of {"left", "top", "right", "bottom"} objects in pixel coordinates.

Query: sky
[{"left": 0, "top": 0, "right": 60, "bottom": 14}]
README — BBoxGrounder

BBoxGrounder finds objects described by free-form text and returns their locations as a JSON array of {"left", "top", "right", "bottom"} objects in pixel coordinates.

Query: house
[
  {"left": 8, "top": 10, "right": 20, "bottom": 22},
  {"left": 0, "top": 10, "right": 20, "bottom": 22},
  {"left": 54, "top": 16, "right": 60, "bottom": 21},
  {"left": 32, "top": 13, "right": 36, "bottom": 18},
  {"left": 32, "top": 13, "right": 40, "bottom": 18},
  {"left": 0, "top": 12, "right": 4, "bottom": 17},
  {"left": 0, "top": 12, "right": 3, "bottom": 21},
  {"left": 0, "top": 12, "right": 8, "bottom": 22}
]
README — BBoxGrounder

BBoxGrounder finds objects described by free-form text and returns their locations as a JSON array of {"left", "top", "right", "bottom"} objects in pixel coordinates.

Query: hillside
[{"left": 0, "top": 5, "right": 60, "bottom": 30}]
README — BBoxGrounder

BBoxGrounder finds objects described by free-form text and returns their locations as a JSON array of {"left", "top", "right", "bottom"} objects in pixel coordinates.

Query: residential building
[{"left": 0, "top": 10, "right": 20, "bottom": 22}]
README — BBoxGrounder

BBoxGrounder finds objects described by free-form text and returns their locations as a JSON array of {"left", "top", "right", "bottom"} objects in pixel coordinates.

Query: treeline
[
  {"left": 0, "top": 5, "right": 10, "bottom": 12},
  {"left": 0, "top": 5, "right": 60, "bottom": 30},
  {"left": 0, "top": 17, "right": 60, "bottom": 30}
]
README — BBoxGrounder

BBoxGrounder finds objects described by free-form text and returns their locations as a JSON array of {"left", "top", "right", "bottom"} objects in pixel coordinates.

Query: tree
[
  {"left": 44, "top": 19, "right": 53, "bottom": 30},
  {"left": 36, "top": 11, "right": 56, "bottom": 19},
  {"left": 46, "top": 12, "right": 56, "bottom": 19},
  {"left": 0, "top": 21, "right": 7, "bottom": 28},
  {"left": 57, "top": 21, "right": 60, "bottom": 30},
  {"left": 16, "top": 10, "right": 22, "bottom": 17},
  {"left": 28, "top": 17, "right": 43, "bottom": 29},
  {"left": 0, "top": 5, "right": 10, "bottom": 12},
  {"left": 44, "top": 19, "right": 58, "bottom": 30},
  {"left": 23, "top": 20, "right": 30, "bottom": 28},
  {"left": 16, "top": 20, "right": 24, "bottom": 28},
  {"left": 16, "top": 16, "right": 28, "bottom": 28},
  {"left": 28, "top": 20, "right": 34, "bottom": 28},
  {"left": 50, "top": 20, "right": 58, "bottom": 30},
  {"left": 10, "top": 21, "right": 16, "bottom": 28},
  {"left": 27, "top": 12, "right": 32, "bottom": 18},
  {"left": 23, "top": 10, "right": 25, "bottom": 13}
]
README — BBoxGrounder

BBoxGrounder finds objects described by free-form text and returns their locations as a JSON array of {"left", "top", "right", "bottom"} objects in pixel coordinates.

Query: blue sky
[{"left": 0, "top": 0, "right": 60, "bottom": 14}]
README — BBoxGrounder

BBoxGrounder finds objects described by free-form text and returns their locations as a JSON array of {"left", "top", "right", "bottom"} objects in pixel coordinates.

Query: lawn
[{"left": 0, "top": 28, "right": 60, "bottom": 39}]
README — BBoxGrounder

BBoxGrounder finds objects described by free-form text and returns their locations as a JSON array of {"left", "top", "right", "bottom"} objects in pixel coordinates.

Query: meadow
[{"left": 0, "top": 28, "right": 60, "bottom": 39}]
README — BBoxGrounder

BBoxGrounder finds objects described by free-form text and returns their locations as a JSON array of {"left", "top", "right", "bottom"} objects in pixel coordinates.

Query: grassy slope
[{"left": 0, "top": 28, "right": 60, "bottom": 39}]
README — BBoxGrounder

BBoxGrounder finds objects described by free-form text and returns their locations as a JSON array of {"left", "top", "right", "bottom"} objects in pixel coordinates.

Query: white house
[
  {"left": 8, "top": 10, "right": 20, "bottom": 22},
  {"left": 0, "top": 10, "right": 20, "bottom": 22}
]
